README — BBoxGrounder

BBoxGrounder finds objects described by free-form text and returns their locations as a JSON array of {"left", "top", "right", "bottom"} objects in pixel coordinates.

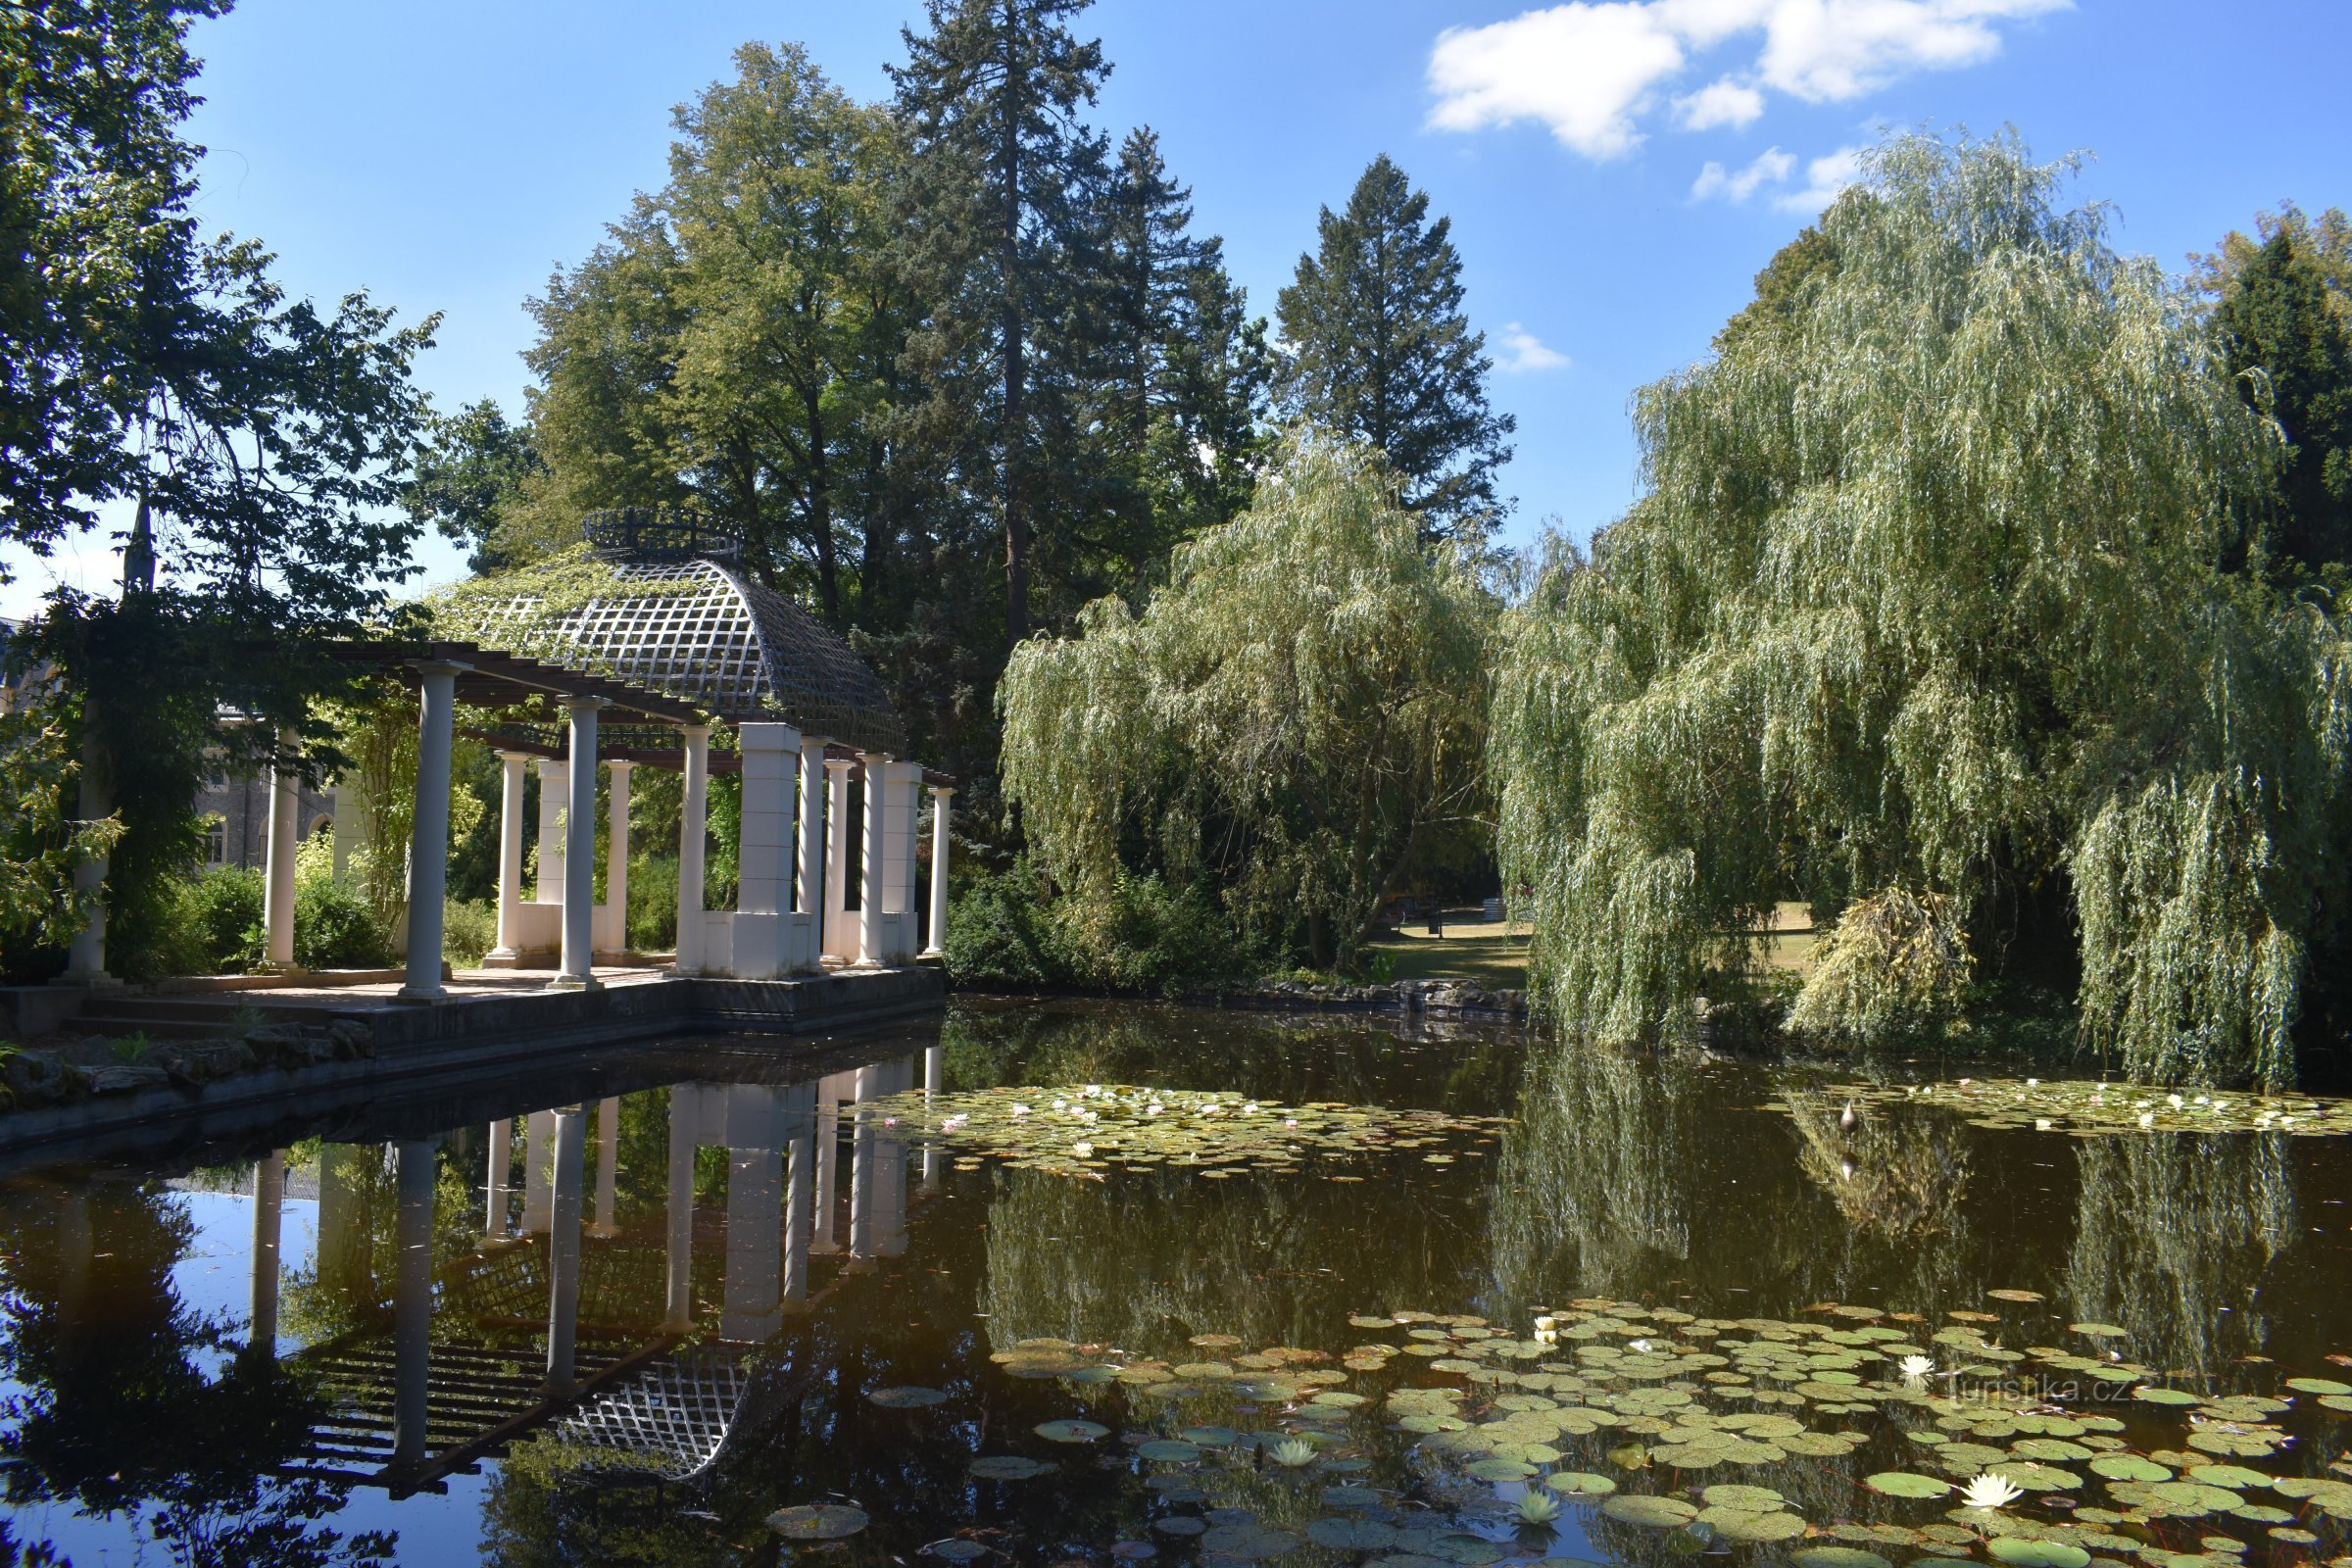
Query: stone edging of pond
[
  {"left": 1, "top": 1019, "right": 374, "bottom": 1114},
  {"left": 1182, "top": 979, "right": 1527, "bottom": 1017}
]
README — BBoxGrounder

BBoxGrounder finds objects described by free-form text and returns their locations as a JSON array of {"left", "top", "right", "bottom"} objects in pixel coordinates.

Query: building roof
[{"left": 450, "top": 544, "right": 907, "bottom": 756}]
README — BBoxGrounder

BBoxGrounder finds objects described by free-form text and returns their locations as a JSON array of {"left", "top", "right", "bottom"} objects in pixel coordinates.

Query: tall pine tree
[
  {"left": 1102, "top": 127, "right": 1270, "bottom": 579},
  {"left": 1276, "top": 154, "right": 1513, "bottom": 538},
  {"left": 2212, "top": 224, "right": 2352, "bottom": 575},
  {"left": 890, "top": 0, "right": 1111, "bottom": 648}
]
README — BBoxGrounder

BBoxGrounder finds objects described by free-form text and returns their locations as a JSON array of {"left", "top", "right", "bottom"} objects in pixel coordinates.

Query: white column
[
  {"left": 489, "top": 751, "right": 529, "bottom": 960},
  {"left": 602, "top": 760, "right": 634, "bottom": 956},
  {"left": 822, "top": 758, "right": 854, "bottom": 961},
  {"left": 922, "top": 1044, "right": 946, "bottom": 1189},
  {"left": 400, "top": 663, "right": 466, "bottom": 1001},
  {"left": 250, "top": 1151, "right": 285, "bottom": 1356},
  {"left": 674, "top": 724, "right": 710, "bottom": 974},
  {"left": 545, "top": 1106, "right": 585, "bottom": 1395},
  {"left": 392, "top": 1138, "right": 436, "bottom": 1465},
  {"left": 329, "top": 778, "right": 359, "bottom": 882},
  {"left": 858, "top": 753, "right": 886, "bottom": 964},
  {"left": 591, "top": 1095, "right": 620, "bottom": 1237},
  {"left": 924, "top": 785, "right": 955, "bottom": 957},
  {"left": 721, "top": 1088, "right": 784, "bottom": 1342},
  {"left": 551, "top": 698, "right": 607, "bottom": 991},
  {"left": 733, "top": 722, "right": 799, "bottom": 979},
  {"left": 60, "top": 742, "right": 115, "bottom": 985},
  {"left": 484, "top": 1117, "right": 512, "bottom": 1240},
  {"left": 533, "top": 759, "right": 568, "bottom": 904},
  {"left": 795, "top": 735, "right": 827, "bottom": 972},
  {"left": 261, "top": 728, "right": 301, "bottom": 971}
]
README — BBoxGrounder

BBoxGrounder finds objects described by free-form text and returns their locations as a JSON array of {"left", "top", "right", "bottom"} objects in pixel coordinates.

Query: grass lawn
[{"left": 1366, "top": 910, "right": 1533, "bottom": 988}]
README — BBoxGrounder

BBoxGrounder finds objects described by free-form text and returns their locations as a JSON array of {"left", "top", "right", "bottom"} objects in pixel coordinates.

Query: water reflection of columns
[
  {"left": 485, "top": 1117, "right": 512, "bottom": 1240},
  {"left": 665, "top": 1086, "right": 697, "bottom": 1332},
  {"left": 784, "top": 1083, "right": 814, "bottom": 1309},
  {"left": 811, "top": 1075, "right": 843, "bottom": 1253},
  {"left": 922, "top": 1045, "right": 945, "bottom": 1191},
  {"left": 591, "top": 1096, "right": 620, "bottom": 1237},
  {"left": 393, "top": 1139, "right": 436, "bottom": 1467},
  {"left": 848, "top": 1066, "right": 877, "bottom": 1267},
  {"left": 545, "top": 1106, "right": 586, "bottom": 1396},
  {"left": 723, "top": 1086, "right": 785, "bottom": 1342},
  {"left": 875, "top": 1058, "right": 909, "bottom": 1257},
  {"left": 250, "top": 1152, "right": 285, "bottom": 1357},
  {"left": 522, "top": 1109, "right": 555, "bottom": 1234}
]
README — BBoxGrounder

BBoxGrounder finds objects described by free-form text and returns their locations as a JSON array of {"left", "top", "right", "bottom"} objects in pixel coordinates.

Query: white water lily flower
[
  {"left": 1268, "top": 1438, "right": 1317, "bottom": 1469},
  {"left": 1243, "top": 1102, "right": 1259, "bottom": 1113},
  {"left": 1899, "top": 1354, "right": 1936, "bottom": 1382},
  {"left": 1961, "top": 1472, "right": 2024, "bottom": 1510},
  {"left": 1628, "top": 1339, "right": 1653, "bottom": 1352},
  {"left": 1534, "top": 1315, "right": 1556, "bottom": 1332},
  {"left": 1072, "top": 1142, "right": 1094, "bottom": 1157},
  {"left": 2138, "top": 1111, "right": 2156, "bottom": 1128},
  {"left": 1515, "top": 1491, "right": 1564, "bottom": 1526},
  {"left": 2025, "top": 1077, "right": 2039, "bottom": 1087},
  {"left": 2169, "top": 1093, "right": 2185, "bottom": 1109},
  {"left": 1011, "top": 1104, "right": 1030, "bottom": 1117}
]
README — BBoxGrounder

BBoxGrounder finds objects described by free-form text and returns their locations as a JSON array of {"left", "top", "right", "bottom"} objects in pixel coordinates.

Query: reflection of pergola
[{"left": 61, "top": 518, "right": 955, "bottom": 992}]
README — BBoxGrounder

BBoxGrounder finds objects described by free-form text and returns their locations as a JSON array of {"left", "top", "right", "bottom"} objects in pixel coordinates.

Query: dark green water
[{"left": 4, "top": 1000, "right": 2350, "bottom": 1568}]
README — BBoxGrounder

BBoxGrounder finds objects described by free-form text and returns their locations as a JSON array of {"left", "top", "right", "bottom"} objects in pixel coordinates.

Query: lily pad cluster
[
  {"left": 861, "top": 1083, "right": 1509, "bottom": 1179},
  {"left": 1767, "top": 1078, "right": 2352, "bottom": 1138},
  {"left": 858, "top": 1295, "right": 2352, "bottom": 1568}
]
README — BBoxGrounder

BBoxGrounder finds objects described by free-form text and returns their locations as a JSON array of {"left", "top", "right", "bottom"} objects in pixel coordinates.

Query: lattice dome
[{"left": 458, "top": 558, "right": 906, "bottom": 755}]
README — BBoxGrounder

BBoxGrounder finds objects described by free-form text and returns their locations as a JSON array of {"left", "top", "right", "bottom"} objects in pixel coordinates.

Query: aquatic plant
[
  {"left": 1961, "top": 1472, "right": 2025, "bottom": 1510},
  {"left": 1267, "top": 1438, "right": 1317, "bottom": 1469},
  {"left": 1513, "top": 1491, "right": 1562, "bottom": 1526}
]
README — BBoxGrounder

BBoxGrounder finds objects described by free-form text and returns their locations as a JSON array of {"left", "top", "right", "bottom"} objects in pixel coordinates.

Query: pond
[{"left": 4, "top": 1000, "right": 2352, "bottom": 1568}]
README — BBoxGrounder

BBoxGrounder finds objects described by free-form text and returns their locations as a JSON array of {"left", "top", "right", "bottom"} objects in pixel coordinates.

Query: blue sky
[{"left": 6, "top": 0, "right": 2346, "bottom": 614}]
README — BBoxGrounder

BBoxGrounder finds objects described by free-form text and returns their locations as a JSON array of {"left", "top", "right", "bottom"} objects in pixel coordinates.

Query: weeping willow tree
[
  {"left": 1492, "top": 130, "right": 2351, "bottom": 1087},
  {"left": 1001, "top": 433, "right": 1494, "bottom": 967}
]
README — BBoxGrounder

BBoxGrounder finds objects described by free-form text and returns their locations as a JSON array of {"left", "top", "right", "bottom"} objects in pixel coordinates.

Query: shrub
[
  {"left": 942, "top": 860, "right": 1250, "bottom": 996},
  {"left": 442, "top": 898, "right": 497, "bottom": 968},
  {"left": 294, "top": 873, "right": 391, "bottom": 969},
  {"left": 183, "top": 865, "right": 264, "bottom": 972},
  {"left": 627, "top": 852, "right": 678, "bottom": 953}
]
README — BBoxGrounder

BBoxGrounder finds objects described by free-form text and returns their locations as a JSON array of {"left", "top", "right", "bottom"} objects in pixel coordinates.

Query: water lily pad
[
  {"left": 869, "top": 1385, "right": 951, "bottom": 1408},
  {"left": 1467, "top": 1456, "right": 1537, "bottom": 1482},
  {"left": 1137, "top": 1440, "right": 1200, "bottom": 1462},
  {"left": 1791, "top": 1549, "right": 1893, "bottom": 1568},
  {"left": 1700, "top": 1485, "right": 1785, "bottom": 1511},
  {"left": 1601, "top": 1494, "right": 1699, "bottom": 1528},
  {"left": 2069, "top": 1323, "right": 2129, "bottom": 1339},
  {"left": 2090, "top": 1454, "right": 2172, "bottom": 1482},
  {"left": 1546, "top": 1471, "right": 1617, "bottom": 1496},
  {"left": 1034, "top": 1418, "right": 1108, "bottom": 1444},
  {"left": 769, "top": 1504, "right": 869, "bottom": 1540},
  {"left": 1181, "top": 1425, "right": 1243, "bottom": 1446},
  {"left": 1866, "top": 1472, "right": 1953, "bottom": 1498},
  {"left": 928, "top": 1542, "right": 989, "bottom": 1561},
  {"left": 1311, "top": 1517, "right": 1401, "bottom": 1550},
  {"left": 2284, "top": 1377, "right": 2352, "bottom": 1395},
  {"left": 1152, "top": 1516, "right": 1206, "bottom": 1538},
  {"left": 2134, "top": 1386, "right": 2202, "bottom": 1405},
  {"left": 1110, "top": 1544, "right": 1157, "bottom": 1562},
  {"left": 1703, "top": 1509, "right": 1805, "bottom": 1542},
  {"left": 969, "top": 1455, "right": 1056, "bottom": 1481},
  {"left": 2185, "top": 1464, "right": 2271, "bottom": 1490}
]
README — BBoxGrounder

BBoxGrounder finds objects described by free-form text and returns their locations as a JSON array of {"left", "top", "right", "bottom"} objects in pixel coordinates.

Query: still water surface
[{"left": 4, "top": 1001, "right": 2350, "bottom": 1567}]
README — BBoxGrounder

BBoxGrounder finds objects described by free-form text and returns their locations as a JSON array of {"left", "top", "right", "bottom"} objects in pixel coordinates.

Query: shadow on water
[{"left": 2, "top": 1002, "right": 2351, "bottom": 1565}]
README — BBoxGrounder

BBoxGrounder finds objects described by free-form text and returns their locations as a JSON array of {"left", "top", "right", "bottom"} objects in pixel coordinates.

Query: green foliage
[
  {"left": 1003, "top": 432, "right": 1494, "bottom": 969},
  {"left": 1787, "top": 887, "right": 1972, "bottom": 1045},
  {"left": 0, "top": 676, "right": 121, "bottom": 974},
  {"left": 1276, "top": 155, "right": 1514, "bottom": 538},
  {"left": 1491, "top": 131, "right": 2341, "bottom": 1087},
  {"left": 942, "top": 859, "right": 1241, "bottom": 994},
  {"left": 400, "top": 398, "right": 543, "bottom": 574},
  {"left": 183, "top": 864, "right": 263, "bottom": 972},
  {"left": 2209, "top": 220, "right": 2352, "bottom": 575},
  {"left": 441, "top": 898, "right": 497, "bottom": 969},
  {"left": 292, "top": 874, "right": 388, "bottom": 971}
]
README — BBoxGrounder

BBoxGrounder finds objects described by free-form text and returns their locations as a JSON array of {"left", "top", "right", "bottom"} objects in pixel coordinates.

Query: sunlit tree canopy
[{"left": 1492, "top": 130, "right": 2350, "bottom": 1088}]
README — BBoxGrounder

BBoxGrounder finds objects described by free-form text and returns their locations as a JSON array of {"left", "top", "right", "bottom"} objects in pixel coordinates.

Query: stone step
[
  {"left": 68, "top": 1013, "right": 239, "bottom": 1042},
  {"left": 84, "top": 996, "right": 344, "bottom": 1026}
]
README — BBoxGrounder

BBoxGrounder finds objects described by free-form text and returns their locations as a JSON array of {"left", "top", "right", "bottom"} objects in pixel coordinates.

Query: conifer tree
[
  {"left": 2212, "top": 225, "right": 2352, "bottom": 574},
  {"left": 1276, "top": 155, "right": 1513, "bottom": 538},
  {"left": 890, "top": 0, "right": 1112, "bottom": 647}
]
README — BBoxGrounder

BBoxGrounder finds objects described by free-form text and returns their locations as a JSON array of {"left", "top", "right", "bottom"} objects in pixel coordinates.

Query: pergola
[{"left": 64, "top": 514, "right": 955, "bottom": 997}]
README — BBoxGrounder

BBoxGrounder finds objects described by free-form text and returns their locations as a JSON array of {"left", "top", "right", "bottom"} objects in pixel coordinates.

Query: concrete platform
[{"left": 0, "top": 963, "right": 945, "bottom": 1165}]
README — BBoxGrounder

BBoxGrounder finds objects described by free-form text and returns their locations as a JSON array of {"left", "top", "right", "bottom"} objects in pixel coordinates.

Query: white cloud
[
  {"left": 1773, "top": 144, "right": 1866, "bottom": 211},
  {"left": 1674, "top": 76, "right": 1767, "bottom": 129},
  {"left": 1429, "top": 0, "right": 2066, "bottom": 159},
  {"left": 1428, "top": 4, "right": 1689, "bottom": 160},
  {"left": 1497, "top": 323, "right": 1572, "bottom": 372},
  {"left": 1690, "top": 145, "right": 1795, "bottom": 202}
]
